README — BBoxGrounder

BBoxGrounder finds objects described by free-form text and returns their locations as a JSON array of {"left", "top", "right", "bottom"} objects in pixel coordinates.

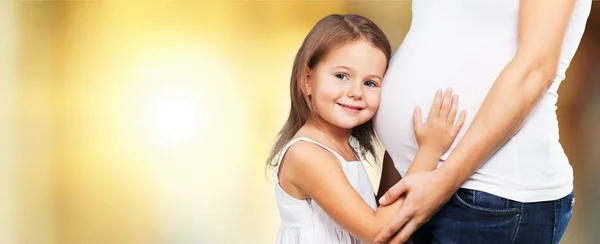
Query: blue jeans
[{"left": 412, "top": 188, "right": 575, "bottom": 244}]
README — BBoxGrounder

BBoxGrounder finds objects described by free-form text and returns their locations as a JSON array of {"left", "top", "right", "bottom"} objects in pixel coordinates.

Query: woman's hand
[{"left": 413, "top": 89, "right": 466, "bottom": 155}]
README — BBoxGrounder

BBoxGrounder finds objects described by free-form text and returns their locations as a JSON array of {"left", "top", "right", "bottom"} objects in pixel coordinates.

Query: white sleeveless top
[
  {"left": 273, "top": 137, "right": 377, "bottom": 244},
  {"left": 374, "top": 0, "right": 591, "bottom": 202}
]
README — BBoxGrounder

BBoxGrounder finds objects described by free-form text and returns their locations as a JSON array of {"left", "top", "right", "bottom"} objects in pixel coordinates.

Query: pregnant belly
[{"left": 373, "top": 41, "right": 514, "bottom": 175}]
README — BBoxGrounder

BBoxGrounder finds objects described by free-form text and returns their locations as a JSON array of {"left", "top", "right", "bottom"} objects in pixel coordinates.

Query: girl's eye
[
  {"left": 335, "top": 73, "right": 349, "bottom": 81},
  {"left": 364, "top": 80, "right": 377, "bottom": 87}
]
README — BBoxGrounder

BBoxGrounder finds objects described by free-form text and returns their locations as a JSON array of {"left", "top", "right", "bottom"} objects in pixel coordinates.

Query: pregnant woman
[{"left": 373, "top": 0, "right": 593, "bottom": 243}]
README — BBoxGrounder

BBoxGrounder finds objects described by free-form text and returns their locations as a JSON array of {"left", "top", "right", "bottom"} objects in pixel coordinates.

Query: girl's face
[{"left": 306, "top": 40, "right": 387, "bottom": 130}]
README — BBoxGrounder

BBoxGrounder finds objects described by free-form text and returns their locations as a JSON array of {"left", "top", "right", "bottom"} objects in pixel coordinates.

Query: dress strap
[{"left": 273, "top": 137, "right": 347, "bottom": 183}]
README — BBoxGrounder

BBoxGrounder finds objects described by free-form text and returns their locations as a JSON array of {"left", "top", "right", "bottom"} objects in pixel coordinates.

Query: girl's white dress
[{"left": 273, "top": 137, "right": 377, "bottom": 244}]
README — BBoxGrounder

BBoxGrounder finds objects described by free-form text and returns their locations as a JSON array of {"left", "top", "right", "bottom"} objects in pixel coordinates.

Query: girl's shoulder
[
  {"left": 278, "top": 137, "right": 347, "bottom": 193},
  {"left": 280, "top": 137, "right": 341, "bottom": 168},
  {"left": 277, "top": 136, "right": 344, "bottom": 179}
]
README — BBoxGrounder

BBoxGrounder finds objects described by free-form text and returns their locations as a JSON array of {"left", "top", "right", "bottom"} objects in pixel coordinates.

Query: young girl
[{"left": 266, "top": 14, "right": 466, "bottom": 244}]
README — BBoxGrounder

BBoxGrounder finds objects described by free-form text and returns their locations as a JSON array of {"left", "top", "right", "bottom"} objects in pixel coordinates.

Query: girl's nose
[{"left": 347, "top": 80, "right": 363, "bottom": 99}]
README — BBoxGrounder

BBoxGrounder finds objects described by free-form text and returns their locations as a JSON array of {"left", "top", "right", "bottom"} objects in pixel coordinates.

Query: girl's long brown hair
[{"left": 266, "top": 14, "right": 392, "bottom": 167}]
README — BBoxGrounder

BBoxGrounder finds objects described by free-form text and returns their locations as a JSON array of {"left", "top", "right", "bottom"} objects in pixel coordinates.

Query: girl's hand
[{"left": 413, "top": 89, "right": 466, "bottom": 154}]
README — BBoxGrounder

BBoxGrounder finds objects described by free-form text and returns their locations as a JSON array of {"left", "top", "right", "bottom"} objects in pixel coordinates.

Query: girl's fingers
[
  {"left": 428, "top": 90, "right": 443, "bottom": 119},
  {"left": 453, "top": 110, "right": 467, "bottom": 134},
  {"left": 447, "top": 95, "right": 458, "bottom": 125},
  {"left": 413, "top": 106, "right": 423, "bottom": 132},
  {"left": 439, "top": 88, "right": 452, "bottom": 119}
]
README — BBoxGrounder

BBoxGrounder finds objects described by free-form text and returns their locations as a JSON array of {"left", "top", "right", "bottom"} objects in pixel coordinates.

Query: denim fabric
[{"left": 411, "top": 188, "right": 574, "bottom": 244}]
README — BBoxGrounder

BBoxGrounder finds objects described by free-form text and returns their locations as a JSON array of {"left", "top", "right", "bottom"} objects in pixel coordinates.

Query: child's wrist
[
  {"left": 414, "top": 146, "right": 443, "bottom": 166},
  {"left": 417, "top": 145, "right": 444, "bottom": 158}
]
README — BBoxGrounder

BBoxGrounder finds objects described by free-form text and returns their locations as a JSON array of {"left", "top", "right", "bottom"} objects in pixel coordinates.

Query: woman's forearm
[
  {"left": 436, "top": 0, "right": 578, "bottom": 191},
  {"left": 438, "top": 57, "right": 555, "bottom": 190}
]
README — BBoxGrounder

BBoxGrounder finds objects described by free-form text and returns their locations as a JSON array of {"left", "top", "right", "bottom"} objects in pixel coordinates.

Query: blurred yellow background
[{"left": 0, "top": 1, "right": 598, "bottom": 244}]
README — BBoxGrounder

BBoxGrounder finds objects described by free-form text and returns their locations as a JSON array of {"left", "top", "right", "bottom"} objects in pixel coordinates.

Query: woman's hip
[{"left": 411, "top": 188, "right": 575, "bottom": 244}]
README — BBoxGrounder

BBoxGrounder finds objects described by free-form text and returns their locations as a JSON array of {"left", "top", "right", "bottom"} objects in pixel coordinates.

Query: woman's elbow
[
  {"left": 514, "top": 53, "right": 559, "bottom": 88},
  {"left": 529, "top": 65, "right": 557, "bottom": 90}
]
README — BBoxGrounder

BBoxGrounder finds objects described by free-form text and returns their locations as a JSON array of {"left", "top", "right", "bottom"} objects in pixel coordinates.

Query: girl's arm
[
  {"left": 377, "top": 90, "right": 465, "bottom": 205},
  {"left": 286, "top": 91, "right": 464, "bottom": 243},
  {"left": 405, "top": 89, "right": 465, "bottom": 175},
  {"left": 285, "top": 142, "right": 419, "bottom": 243}
]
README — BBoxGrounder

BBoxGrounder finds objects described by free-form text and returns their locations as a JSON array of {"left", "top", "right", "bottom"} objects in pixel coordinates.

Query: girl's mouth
[{"left": 337, "top": 103, "right": 363, "bottom": 113}]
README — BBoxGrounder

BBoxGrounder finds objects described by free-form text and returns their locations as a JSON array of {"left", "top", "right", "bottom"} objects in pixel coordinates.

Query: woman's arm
[
  {"left": 375, "top": 0, "right": 589, "bottom": 243},
  {"left": 437, "top": 0, "right": 584, "bottom": 191}
]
